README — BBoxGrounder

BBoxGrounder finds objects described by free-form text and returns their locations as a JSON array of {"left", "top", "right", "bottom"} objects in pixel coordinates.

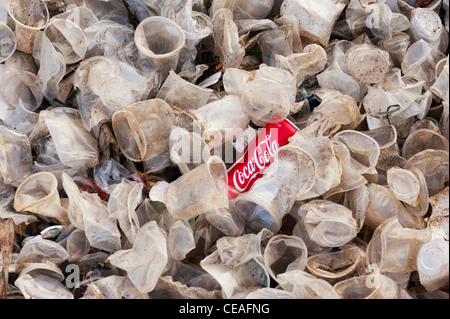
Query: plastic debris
[{"left": 0, "top": 0, "right": 448, "bottom": 301}]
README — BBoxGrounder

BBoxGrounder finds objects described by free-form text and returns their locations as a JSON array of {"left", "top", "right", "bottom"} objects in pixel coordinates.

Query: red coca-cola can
[{"left": 227, "top": 119, "right": 299, "bottom": 199}]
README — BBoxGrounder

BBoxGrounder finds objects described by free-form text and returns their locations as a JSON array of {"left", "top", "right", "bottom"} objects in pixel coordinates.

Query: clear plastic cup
[
  {"left": 280, "top": 0, "right": 345, "bottom": 47},
  {"left": 150, "top": 155, "right": 228, "bottom": 220},
  {"left": 44, "top": 18, "right": 87, "bottom": 64},
  {"left": 8, "top": 0, "right": 49, "bottom": 54},
  {"left": 233, "top": 172, "right": 295, "bottom": 234},
  {"left": 0, "top": 22, "right": 17, "bottom": 63},
  {"left": 14, "top": 172, "right": 68, "bottom": 225},
  {"left": 135, "top": 16, "right": 186, "bottom": 77},
  {"left": 0, "top": 125, "right": 33, "bottom": 187},
  {"left": 112, "top": 98, "right": 174, "bottom": 162},
  {"left": 417, "top": 237, "right": 449, "bottom": 292}
]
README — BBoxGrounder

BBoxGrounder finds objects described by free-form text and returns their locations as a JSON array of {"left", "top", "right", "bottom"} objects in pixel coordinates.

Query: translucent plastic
[
  {"left": 17, "top": 237, "right": 69, "bottom": 266},
  {"left": 14, "top": 262, "right": 73, "bottom": 299},
  {"left": 8, "top": 0, "right": 49, "bottom": 54},
  {"left": 14, "top": 172, "right": 68, "bottom": 225},
  {"left": 31, "top": 32, "right": 66, "bottom": 102},
  {"left": 333, "top": 272, "right": 413, "bottom": 299},
  {"left": 417, "top": 238, "right": 449, "bottom": 292},
  {"left": 404, "top": 149, "right": 449, "bottom": 196},
  {"left": 200, "top": 229, "right": 272, "bottom": 298},
  {"left": 0, "top": 53, "right": 43, "bottom": 111},
  {"left": 263, "top": 234, "right": 308, "bottom": 281},
  {"left": 258, "top": 29, "right": 294, "bottom": 67},
  {"left": 169, "top": 126, "right": 210, "bottom": 175},
  {"left": 212, "top": 8, "right": 245, "bottom": 69},
  {"left": 62, "top": 172, "right": 122, "bottom": 252},
  {"left": 233, "top": 171, "right": 295, "bottom": 234},
  {"left": 107, "top": 221, "right": 168, "bottom": 293},
  {"left": 296, "top": 200, "right": 359, "bottom": 248},
  {"left": 112, "top": 99, "right": 174, "bottom": 162},
  {"left": 74, "top": 56, "right": 161, "bottom": 131},
  {"left": 167, "top": 220, "right": 196, "bottom": 260},
  {"left": 410, "top": 8, "right": 443, "bottom": 50},
  {"left": 190, "top": 95, "right": 250, "bottom": 148},
  {"left": 276, "top": 44, "right": 327, "bottom": 85},
  {"left": 402, "top": 128, "right": 449, "bottom": 159},
  {"left": 276, "top": 270, "right": 340, "bottom": 299},
  {"left": 107, "top": 179, "right": 143, "bottom": 245},
  {"left": 82, "top": 275, "right": 149, "bottom": 299},
  {"left": 40, "top": 107, "right": 99, "bottom": 169},
  {"left": 306, "top": 245, "right": 368, "bottom": 283},
  {"left": 367, "top": 217, "right": 431, "bottom": 274},
  {"left": 156, "top": 70, "right": 215, "bottom": 110},
  {"left": 0, "top": 125, "right": 33, "bottom": 187},
  {"left": 44, "top": 18, "right": 87, "bottom": 64},
  {"left": 135, "top": 16, "right": 186, "bottom": 77},
  {"left": 364, "top": 184, "right": 425, "bottom": 231},
  {"left": 298, "top": 90, "right": 364, "bottom": 138},
  {"left": 66, "top": 229, "right": 90, "bottom": 263},
  {"left": 387, "top": 166, "right": 429, "bottom": 216},
  {"left": 280, "top": 0, "right": 345, "bottom": 47},
  {"left": 150, "top": 156, "right": 228, "bottom": 220},
  {"left": 345, "top": 44, "right": 391, "bottom": 84},
  {"left": 0, "top": 22, "right": 17, "bottom": 63},
  {"left": 428, "top": 187, "right": 449, "bottom": 240},
  {"left": 275, "top": 136, "right": 341, "bottom": 201}
]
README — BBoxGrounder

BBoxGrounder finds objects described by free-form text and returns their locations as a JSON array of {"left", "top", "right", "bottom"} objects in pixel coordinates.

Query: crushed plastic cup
[
  {"left": 135, "top": 16, "right": 186, "bottom": 77},
  {"left": 32, "top": 31, "right": 66, "bottom": 101},
  {"left": 296, "top": 200, "right": 359, "bottom": 248},
  {"left": 258, "top": 28, "right": 294, "bottom": 67},
  {"left": 345, "top": 44, "right": 391, "bottom": 84},
  {"left": 212, "top": 8, "right": 245, "bottom": 69},
  {"left": 276, "top": 44, "right": 327, "bottom": 86},
  {"left": 333, "top": 271, "right": 413, "bottom": 299},
  {"left": 263, "top": 234, "right": 308, "bottom": 282},
  {"left": 83, "top": 20, "right": 136, "bottom": 66},
  {"left": 190, "top": 95, "right": 250, "bottom": 148},
  {"left": 280, "top": 0, "right": 345, "bottom": 47},
  {"left": 13, "top": 172, "right": 69, "bottom": 225},
  {"left": 169, "top": 126, "right": 210, "bottom": 175},
  {"left": 8, "top": 0, "right": 49, "bottom": 54},
  {"left": 150, "top": 155, "right": 228, "bottom": 220},
  {"left": 14, "top": 262, "right": 73, "bottom": 299},
  {"left": 44, "top": 18, "right": 87, "bottom": 64},
  {"left": 112, "top": 99, "right": 174, "bottom": 163},
  {"left": 233, "top": 171, "right": 295, "bottom": 234},
  {"left": 156, "top": 70, "right": 215, "bottom": 110},
  {"left": 428, "top": 187, "right": 449, "bottom": 240},
  {"left": 416, "top": 237, "right": 449, "bottom": 292},
  {"left": 410, "top": 7, "right": 443, "bottom": 50},
  {"left": 0, "top": 0, "right": 449, "bottom": 300},
  {"left": 233, "top": 0, "right": 275, "bottom": 20},
  {"left": 0, "top": 52, "right": 43, "bottom": 111},
  {"left": 0, "top": 125, "right": 33, "bottom": 187},
  {"left": 367, "top": 217, "right": 431, "bottom": 274},
  {"left": 387, "top": 166, "right": 429, "bottom": 216},
  {"left": 276, "top": 269, "right": 340, "bottom": 299},
  {"left": 404, "top": 149, "right": 449, "bottom": 196},
  {"left": 38, "top": 107, "right": 99, "bottom": 170},
  {"left": 306, "top": 245, "right": 368, "bottom": 284},
  {"left": 73, "top": 56, "right": 161, "bottom": 130},
  {"left": 0, "top": 22, "right": 17, "bottom": 63},
  {"left": 275, "top": 136, "right": 341, "bottom": 200}
]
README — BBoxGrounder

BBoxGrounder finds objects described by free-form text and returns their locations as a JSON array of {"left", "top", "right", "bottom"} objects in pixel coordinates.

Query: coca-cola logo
[{"left": 232, "top": 132, "right": 279, "bottom": 192}]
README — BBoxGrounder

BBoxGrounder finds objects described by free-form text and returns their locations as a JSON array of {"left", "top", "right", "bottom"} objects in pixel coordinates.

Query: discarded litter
[{"left": 0, "top": 0, "right": 448, "bottom": 300}]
